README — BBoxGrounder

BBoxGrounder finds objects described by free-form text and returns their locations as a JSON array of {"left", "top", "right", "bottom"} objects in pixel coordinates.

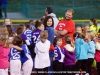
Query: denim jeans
[{"left": 48, "top": 50, "right": 54, "bottom": 75}]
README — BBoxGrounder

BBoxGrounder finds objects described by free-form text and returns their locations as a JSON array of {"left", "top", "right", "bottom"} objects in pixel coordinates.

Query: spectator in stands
[
  {"left": 45, "top": 7, "right": 59, "bottom": 29},
  {"left": 55, "top": 9, "right": 75, "bottom": 48},
  {"left": 1, "top": 0, "right": 8, "bottom": 18}
]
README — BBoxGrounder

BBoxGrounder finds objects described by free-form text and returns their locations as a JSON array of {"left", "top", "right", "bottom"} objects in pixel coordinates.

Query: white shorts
[{"left": 0, "top": 68, "right": 8, "bottom": 75}]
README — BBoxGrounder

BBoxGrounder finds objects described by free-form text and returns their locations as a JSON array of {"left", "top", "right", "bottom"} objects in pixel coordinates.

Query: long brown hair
[
  {"left": 12, "top": 36, "right": 23, "bottom": 47},
  {"left": 53, "top": 36, "right": 62, "bottom": 47},
  {"left": 90, "top": 18, "right": 98, "bottom": 31},
  {"left": 64, "top": 35, "right": 74, "bottom": 48}
]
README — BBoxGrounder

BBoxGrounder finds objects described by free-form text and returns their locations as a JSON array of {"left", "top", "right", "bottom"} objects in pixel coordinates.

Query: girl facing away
[
  {"left": 0, "top": 32, "right": 10, "bottom": 75},
  {"left": 24, "top": 22, "right": 32, "bottom": 44},
  {"left": 74, "top": 33, "right": 89, "bottom": 75},
  {"left": 10, "top": 36, "right": 33, "bottom": 75},
  {"left": 63, "top": 35, "right": 76, "bottom": 75},
  {"left": 17, "top": 24, "right": 30, "bottom": 46},
  {"left": 6, "top": 25, "right": 16, "bottom": 44},
  {"left": 53, "top": 36, "right": 64, "bottom": 75},
  {"left": 34, "top": 31, "right": 50, "bottom": 75},
  {"left": 9, "top": 36, "right": 23, "bottom": 75},
  {"left": 0, "top": 25, "right": 9, "bottom": 35}
]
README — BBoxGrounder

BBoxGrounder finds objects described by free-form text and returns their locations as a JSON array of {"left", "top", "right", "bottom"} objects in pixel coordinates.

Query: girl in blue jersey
[
  {"left": 13, "top": 25, "right": 33, "bottom": 75},
  {"left": 9, "top": 36, "right": 23, "bottom": 75},
  {"left": 10, "top": 36, "right": 33, "bottom": 75},
  {"left": 85, "top": 30, "right": 96, "bottom": 75},
  {"left": 53, "top": 36, "right": 64, "bottom": 75},
  {"left": 74, "top": 33, "right": 88, "bottom": 74},
  {"left": 21, "top": 44, "right": 33, "bottom": 75},
  {"left": 24, "top": 22, "right": 32, "bottom": 44}
]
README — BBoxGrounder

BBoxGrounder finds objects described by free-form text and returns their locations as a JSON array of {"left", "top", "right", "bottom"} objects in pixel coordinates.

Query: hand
[
  {"left": 74, "top": 59, "right": 78, "bottom": 63},
  {"left": 53, "top": 57, "right": 55, "bottom": 61}
]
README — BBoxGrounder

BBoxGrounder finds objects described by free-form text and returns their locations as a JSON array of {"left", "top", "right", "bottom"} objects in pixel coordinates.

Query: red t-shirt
[{"left": 55, "top": 19, "right": 75, "bottom": 48}]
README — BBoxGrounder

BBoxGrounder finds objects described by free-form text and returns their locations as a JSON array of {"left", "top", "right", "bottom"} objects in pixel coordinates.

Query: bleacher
[{"left": 7, "top": 0, "right": 100, "bottom": 19}]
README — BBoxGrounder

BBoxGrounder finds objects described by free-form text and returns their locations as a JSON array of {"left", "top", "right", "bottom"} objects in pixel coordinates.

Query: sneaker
[
  {"left": 75, "top": 74, "right": 79, "bottom": 75},
  {"left": 85, "top": 73, "right": 89, "bottom": 75}
]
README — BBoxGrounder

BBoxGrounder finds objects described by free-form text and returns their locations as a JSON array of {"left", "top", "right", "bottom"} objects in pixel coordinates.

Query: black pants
[
  {"left": 87, "top": 58, "right": 94, "bottom": 75},
  {"left": 53, "top": 60, "right": 64, "bottom": 75},
  {"left": 36, "top": 67, "right": 48, "bottom": 75},
  {"left": 64, "top": 65, "right": 75, "bottom": 75},
  {"left": 75, "top": 59, "right": 88, "bottom": 73},
  {"left": 97, "top": 62, "right": 100, "bottom": 75}
]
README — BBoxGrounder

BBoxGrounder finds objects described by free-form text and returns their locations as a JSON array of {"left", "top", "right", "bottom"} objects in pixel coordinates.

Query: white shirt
[{"left": 34, "top": 40, "right": 50, "bottom": 69}]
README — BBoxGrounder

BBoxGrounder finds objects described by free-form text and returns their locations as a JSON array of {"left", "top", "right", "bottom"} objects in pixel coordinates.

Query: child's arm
[
  {"left": 88, "top": 41, "right": 95, "bottom": 54},
  {"left": 10, "top": 44, "right": 22, "bottom": 51},
  {"left": 25, "top": 40, "right": 30, "bottom": 45}
]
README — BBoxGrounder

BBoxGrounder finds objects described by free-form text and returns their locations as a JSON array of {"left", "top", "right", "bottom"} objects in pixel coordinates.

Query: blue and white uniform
[
  {"left": 21, "top": 44, "right": 33, "bottom": 75},
  {"left": 9, "top": 48, "right": 21, "bottom": 75},
  {"left": 10, "top": 48, "right": 21, "bottom": 60},
  {"left": 24, "top": 29, "right": 32, "bottom": 44}
]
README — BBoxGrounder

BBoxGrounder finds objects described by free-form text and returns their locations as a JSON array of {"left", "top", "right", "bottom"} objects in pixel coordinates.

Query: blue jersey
[
  {"left": 54, "top": 45, "right": 64, "bottom": 63},
  {"left": 21, "top": 44, "right": 31, "bottom": 63},
  {"left": 9, "top": 48, "right": 21, "bottom": 60},
  {"left": 31, "top": 29, "right": 41, "bottom": 46},
  {"left": 22, "top": 44, "right": 31, "bottom": 54},
  {"left": 24, "top": 29, "right": 32, "bottom": 43}
]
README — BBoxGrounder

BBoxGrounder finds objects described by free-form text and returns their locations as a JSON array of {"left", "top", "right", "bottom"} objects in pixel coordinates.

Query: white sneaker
[
  {"left": 75, "top": 74, "right": 79, "bottom": 75},
  {"left": 85, "top": 73, "right": 89, "bottom": 75}
]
